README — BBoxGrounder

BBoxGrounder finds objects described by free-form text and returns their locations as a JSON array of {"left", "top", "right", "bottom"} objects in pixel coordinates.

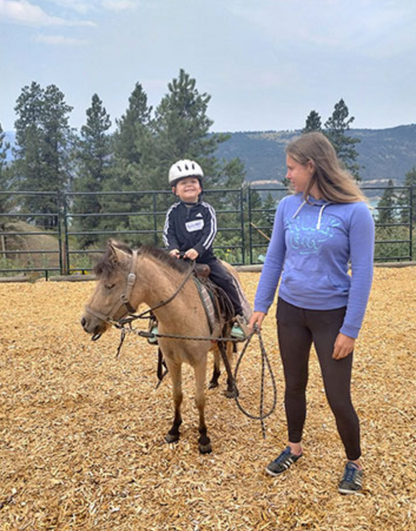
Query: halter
[
  {"left": 84, "top": 250, "right": 139, "bottom": 324},
  {"left": 84, "top": 250, "right": 196, "bottom": 326}
]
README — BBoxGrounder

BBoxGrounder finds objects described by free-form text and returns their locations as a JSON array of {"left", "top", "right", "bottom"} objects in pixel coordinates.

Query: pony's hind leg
[
  {"left": 222, "top": 341, "right": 239, "bottom": 399},
  {"left": 208, "top": 348, "right": 221, "bottom": 389},
  {"left": 194, "top": 357, "right": 212, "bottom": 454},
  {"left": 165, "top": 361, "right": 183, "bottom": 444}
]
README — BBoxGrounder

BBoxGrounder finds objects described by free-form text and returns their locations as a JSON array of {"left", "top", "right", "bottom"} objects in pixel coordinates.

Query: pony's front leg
[
  {"left": 194, "top": 357, "right": 212, "bottom": 454},
  {"left": 165, "top": 360, "right": 182, "bottom": 444}
]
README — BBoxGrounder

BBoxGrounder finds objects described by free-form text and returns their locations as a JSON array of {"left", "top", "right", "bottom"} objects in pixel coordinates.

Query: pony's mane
[
  {"left": 93, "top": 242, "right": 191, "bottom": 279},
  {"left": 140, "top": 245, "right": 192, "bottom": 274}
]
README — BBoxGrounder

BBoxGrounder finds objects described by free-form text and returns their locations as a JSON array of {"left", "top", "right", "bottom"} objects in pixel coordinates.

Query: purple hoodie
[{"left": 254, "top": 193, "right": 375, "bottom": 338}]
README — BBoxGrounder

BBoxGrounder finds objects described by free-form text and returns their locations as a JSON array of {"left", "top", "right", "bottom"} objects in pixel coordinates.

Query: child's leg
[{"left": 207, "top": 259, "right": 243, "bottom": 316}]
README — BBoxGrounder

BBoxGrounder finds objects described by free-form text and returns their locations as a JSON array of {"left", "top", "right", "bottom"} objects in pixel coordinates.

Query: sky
[{"left": 1, "top": 0, "right": 416, "bottom": 134}]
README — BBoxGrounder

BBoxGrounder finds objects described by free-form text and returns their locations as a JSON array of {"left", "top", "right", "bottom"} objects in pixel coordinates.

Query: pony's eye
[{"left": 105, "top": 283, "right": 115, "bottom": 290}]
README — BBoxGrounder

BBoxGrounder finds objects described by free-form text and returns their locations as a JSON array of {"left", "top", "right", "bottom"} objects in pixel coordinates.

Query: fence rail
[{"left": 0, "top": 185, "right": 413, "bottom": 278}]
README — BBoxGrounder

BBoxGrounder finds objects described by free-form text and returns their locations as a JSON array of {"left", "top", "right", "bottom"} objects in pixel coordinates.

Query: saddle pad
[
  {"left": 231, "top": 276, "right": 253, "bottom": 322},
  {"left": 194, "top": 279, "right": 216, "bottom": 333}
]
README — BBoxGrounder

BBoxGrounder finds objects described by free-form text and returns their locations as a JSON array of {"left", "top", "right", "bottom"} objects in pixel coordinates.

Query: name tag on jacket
[{"left": 185, "top": 219, "right": 204, "bottom": 232}]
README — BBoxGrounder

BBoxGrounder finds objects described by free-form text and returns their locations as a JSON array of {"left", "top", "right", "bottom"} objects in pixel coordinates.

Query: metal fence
[{"left": 0, "top": 185, "right": 413, "bottom": 278}]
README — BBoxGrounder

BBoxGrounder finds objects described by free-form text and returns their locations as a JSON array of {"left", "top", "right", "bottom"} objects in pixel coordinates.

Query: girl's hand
[
  {"left": 184, "top": 248, "right": 199, "bottom": 260},
  {"left": 332, "top": 333, "right": 355, "bottom": 360},
  {"left": 248, "top": 311, "right": 266, "bottom": 332}
]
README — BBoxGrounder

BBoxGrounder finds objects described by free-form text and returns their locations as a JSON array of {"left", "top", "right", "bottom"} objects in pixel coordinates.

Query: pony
[{"left": 81, "top": 240, "right": 247, "bottom": 454}]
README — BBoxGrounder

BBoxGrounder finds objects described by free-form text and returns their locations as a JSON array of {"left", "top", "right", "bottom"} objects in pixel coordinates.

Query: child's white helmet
[{"left": 168, "top": 159, "right": 204, "bottom": 186}]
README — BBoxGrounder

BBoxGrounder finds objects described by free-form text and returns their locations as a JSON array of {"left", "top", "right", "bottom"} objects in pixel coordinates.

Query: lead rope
[
  {"left": 116, "top": 323, "right": 277, "bottom": 437},
  {"left": 233, "top": 324, "right": 277, "bottom": 438}
]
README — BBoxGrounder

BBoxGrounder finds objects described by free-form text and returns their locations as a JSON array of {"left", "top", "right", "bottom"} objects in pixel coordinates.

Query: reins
[
  {"left": 87, "top": 249, "right": 277, "bottom": 436},
  {"left": 116, "top": 322, "right": 277, "bottom": 438}
]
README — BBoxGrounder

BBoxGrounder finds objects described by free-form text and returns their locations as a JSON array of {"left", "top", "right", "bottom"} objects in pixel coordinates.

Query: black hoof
[
  {"left": 165, "top": 433, "right": 180, "bottom": 444},
  {"left": 224, "top": 387, "right": 239, "bottom": 399},
  {"left": 198, "top": 442, "right": 212, "bottom": 454},
  {"left": 208, "top": 381, "right": 219, "bottom": 389}
]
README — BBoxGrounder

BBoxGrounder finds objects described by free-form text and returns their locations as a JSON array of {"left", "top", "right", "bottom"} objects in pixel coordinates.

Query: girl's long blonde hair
[{"left": 286, "top": 132, "right": 366, "bottom": 203}]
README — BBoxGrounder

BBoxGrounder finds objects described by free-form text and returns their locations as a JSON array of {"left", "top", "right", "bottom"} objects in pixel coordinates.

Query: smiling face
[
  {"left": 285, "top": 155, "right": 316, "bottom": 195},
  {"left": 173, "top": 177, "right": 202, "bottom": 203}
]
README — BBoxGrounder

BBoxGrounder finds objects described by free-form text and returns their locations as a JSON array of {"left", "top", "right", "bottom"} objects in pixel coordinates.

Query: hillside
[
  {"left": 215, "top": 125, "right": 416, "bottom": 184},
  {"left": 6, "top": 124, "right": 416, "bottom": 185}
]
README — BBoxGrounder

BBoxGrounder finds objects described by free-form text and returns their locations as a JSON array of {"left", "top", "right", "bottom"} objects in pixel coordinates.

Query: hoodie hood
[{"left": 292, "top": 194, "right": 332, "bottom": 230}]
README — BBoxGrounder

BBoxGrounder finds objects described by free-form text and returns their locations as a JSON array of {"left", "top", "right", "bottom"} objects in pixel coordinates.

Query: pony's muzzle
[{"left": 80, "top": 314, "right": 108, "bottom": 337}]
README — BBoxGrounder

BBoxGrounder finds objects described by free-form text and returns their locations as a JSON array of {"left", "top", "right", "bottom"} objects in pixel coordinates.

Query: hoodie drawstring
[{"left": 292, "top": 197, "right": 331, "bottom": 230}]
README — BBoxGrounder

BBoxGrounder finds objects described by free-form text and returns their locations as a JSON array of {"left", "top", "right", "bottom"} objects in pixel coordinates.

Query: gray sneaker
[
  {"left": 265, "top": 447, "right": 302, "bottom": 476},
  {"left": 338, "top": 462, "right": 363, "bottom": 494}
]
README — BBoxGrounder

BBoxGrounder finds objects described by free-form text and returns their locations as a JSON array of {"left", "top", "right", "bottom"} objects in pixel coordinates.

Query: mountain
[
  {"left": 215, "top": 125, "right": 416, "bottom": 185},
  {"left": 5, "top": 125, "right": 416, "bottom": 185}
]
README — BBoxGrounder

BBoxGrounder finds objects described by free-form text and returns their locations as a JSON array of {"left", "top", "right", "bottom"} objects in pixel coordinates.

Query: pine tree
[
  {"left": 324, "top": 99, "right": 361, "bottom": 180},
  {"left": 0, "top": 124, "right": 11, "bottom": 211},
  {"left": 72, "top": 94, "right": 112, "bottom": 248},
  {"left": 396, "top": 166, "right": 416, "bottom": 224},
  {"left": 151, "top": 69, "right": 229, "bottom": 190},
  {"left": 113, "top": 82, "right": 152, "bottom": 166},
  {"left": 102, "top": 83, "right": 157, "bottom": 245},
  {"left": 303, "top": 110, "right": 322, "bottom": 133},
  {"left": 377, "top": 180, "right": 397, "bottom": 224},
  {"left": 13, "top": 82, "right": 74, "bottom": 228},
  {"left": 404, "top": 166, "right": 416, "bottom": 224},
  {"left": 0, "top": 123, "right": 13, "bottom": 250}
]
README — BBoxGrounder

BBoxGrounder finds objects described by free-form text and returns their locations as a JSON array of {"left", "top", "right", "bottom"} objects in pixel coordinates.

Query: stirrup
[{"left": 231, "top": 315, "right": 249, "bottom": 339}]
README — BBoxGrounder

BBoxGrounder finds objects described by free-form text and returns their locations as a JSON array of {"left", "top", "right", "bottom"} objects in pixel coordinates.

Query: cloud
[
  {"left": 34, "top": 33, "right": 87, "bottom": 45},
  {"left": 42, "top": 0, "right": 140, "bottom": 13},
  {"left": 41, "top": 0, "right": 101, "bottom": 15},
  {"left": 101, "top": 0, "right": 139, "bottom": 12},
  {"left": 0, "top": 0, "right": 94, "bottom": 26}
]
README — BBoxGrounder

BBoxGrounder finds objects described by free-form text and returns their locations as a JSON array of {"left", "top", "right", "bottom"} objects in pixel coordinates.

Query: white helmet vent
[{"left": 168, "top": 159, "right": 204, "bottom": 185}]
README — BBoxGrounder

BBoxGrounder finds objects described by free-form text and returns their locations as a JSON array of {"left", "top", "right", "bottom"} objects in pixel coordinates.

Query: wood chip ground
[{"left": 0, "top": 268, "right": 415, "bottom": 530}]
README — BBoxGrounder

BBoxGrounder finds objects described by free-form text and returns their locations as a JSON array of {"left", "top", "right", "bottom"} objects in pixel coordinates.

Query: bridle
[
  {"left": 84, "top": 250, "right": 139, "bottom": 326},
  {"left": 84, "top": 250, "right": 196, "bottom": 330}
]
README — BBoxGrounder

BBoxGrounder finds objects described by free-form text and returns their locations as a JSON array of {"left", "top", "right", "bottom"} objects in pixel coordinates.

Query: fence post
[
  {"left": 410, "top": 185, "right": 413, "bottom": 261},
  {"left": 240, "top": 187, "right": 245, "bottom": 265},
  {"left": 60, "top": 192, "right": 69, "bottom": 275},
  {"left": 247, "top": 185, "right": 253, "bottom": 265}
]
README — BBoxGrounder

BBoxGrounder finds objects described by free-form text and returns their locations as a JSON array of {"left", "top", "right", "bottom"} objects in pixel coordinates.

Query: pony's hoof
[
  {"left": 208, "top": 381, "right": 219, "bottom": 389},
  {"left": 198, "top": 442, "right": 212, "bottom": 454},
  {"left": 165, "top": 433, "right": 180, "bottom": 444},
  {"left": 224, "top": 388, "right": 239, "bottom": 399}
]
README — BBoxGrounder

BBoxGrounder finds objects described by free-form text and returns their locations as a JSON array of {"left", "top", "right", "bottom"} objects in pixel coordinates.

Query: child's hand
[
  {"left": 184, "top": 248, "right": 199, "bottom": 260},
  {"left": 169, "top": 249, "right": 180, "bottom": 258}
]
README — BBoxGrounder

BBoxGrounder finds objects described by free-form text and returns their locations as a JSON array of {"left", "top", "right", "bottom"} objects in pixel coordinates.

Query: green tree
[
  {"left": 13, "top": 82, "right": 74, "bottom": 228},
  {"left": 324, "top": 99, "right": 361, "bottom": 180},
  {"left": 0, "top": 124, "right": 11, "bottom": 211},
  {"left": 112, "top": 82, "right": 152, "bottom": 166},
  {"left": 397, "top": 166, "right": 416, "bottom": 224},
  {"left": 72, "top": 94, "right": 112, "bottom": 248},
  {"left": 151, "top": 69, "right": 229, "bottom": 190},
  {"left": 377, "top": 180, "right": 397, "bottom": 224},
  {"left": 303, "top": 110, "right": 322, "bottom": 133},
  {"left": 0, "top": 123, "right": 13, "bottom": 259}
]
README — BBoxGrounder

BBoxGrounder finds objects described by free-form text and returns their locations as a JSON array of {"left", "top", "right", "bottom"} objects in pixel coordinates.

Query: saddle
[{"left": 193, "top": 263, "right": 211, "bottom": 279}]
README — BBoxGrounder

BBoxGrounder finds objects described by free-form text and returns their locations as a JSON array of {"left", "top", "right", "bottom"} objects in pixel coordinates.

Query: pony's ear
[{"left": 107, "top": 240, "right": 127, "bottom": 263}]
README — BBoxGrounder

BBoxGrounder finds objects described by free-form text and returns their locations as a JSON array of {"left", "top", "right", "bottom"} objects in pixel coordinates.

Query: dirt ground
[{"left": 0, "top": 268, "right": 415, "bottom": 530}]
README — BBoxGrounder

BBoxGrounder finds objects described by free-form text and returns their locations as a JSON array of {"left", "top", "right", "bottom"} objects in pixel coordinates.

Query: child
[{"left": 163, "top": 159, "right": 248, "bottom": 338}]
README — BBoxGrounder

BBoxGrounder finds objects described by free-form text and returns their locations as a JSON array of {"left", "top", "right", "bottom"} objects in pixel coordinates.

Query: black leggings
[
  {"left": 276, "top": 298, "right": 361, "bottom": 461},
  {"left": 205, "top": 259, "right": 243, "bottom": 316}
]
